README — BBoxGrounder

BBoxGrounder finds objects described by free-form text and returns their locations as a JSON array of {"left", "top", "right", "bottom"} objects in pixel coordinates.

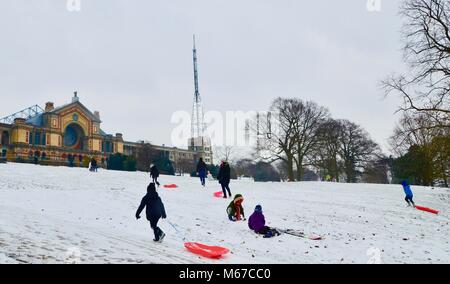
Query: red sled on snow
[
  {"left": 163, "top": 184, "right": 178, "bottom": 189},
  {"left": 415, "top": 205, "right": 439, "bottom": 215},
  {"left": 184, "top": 242, "right": 230, "bottom": 259},
  {"left": 213, "top": 191, "right": 223, "bottom": 198}
]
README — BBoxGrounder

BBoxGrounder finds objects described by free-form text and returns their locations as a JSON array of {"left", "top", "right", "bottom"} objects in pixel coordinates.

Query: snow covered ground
[{"left": 1, "top": 162, "right": 449, "bottom": 264}]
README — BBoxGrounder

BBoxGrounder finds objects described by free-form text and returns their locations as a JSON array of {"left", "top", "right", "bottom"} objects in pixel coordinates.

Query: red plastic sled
[
  {"left": 184, "top": 242, "right": 230, "bottom": 259},
  {"left": 415, "top": 205, "right": 439, "bottom": 215},
  {"left": 163, "top": 184, "right": 178, "bottom": 188},
  {"left": 213, "top": 191, "right": 223, "bottom": 198}
]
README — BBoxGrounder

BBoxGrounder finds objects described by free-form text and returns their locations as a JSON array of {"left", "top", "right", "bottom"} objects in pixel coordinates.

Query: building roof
[
  {"left": 49, "top": 101, "right": 101, "bottom": 123},
  {"left": 26, "top": 113, "right": 44, "bottom": 127},
  {"left": 23, "top": 100, "right": 107, "bottom": 136},
  {"left": 99, "top": 129, "right": 109, "bottom": 136},
  {"left": 123, "top": 140, "right": 198, "bottom": 154}
]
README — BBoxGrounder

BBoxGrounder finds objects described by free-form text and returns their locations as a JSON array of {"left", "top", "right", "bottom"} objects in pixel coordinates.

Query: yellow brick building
[{"left": 0, "top": 94, "right": 123, "bottom": 166}]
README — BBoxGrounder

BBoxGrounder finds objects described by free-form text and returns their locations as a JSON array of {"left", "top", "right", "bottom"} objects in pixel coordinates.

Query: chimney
[
  {"left": 13, "top": 118, "right": 26, "bottom": 124},
  {"left": 94, "top": 111, "right": 100, "bottom": 120},
  {"left": 72, "top": 91, "right": 79, "bottom": 103},
  {"left": 45, "top": 102, "right": 54, "bottom": 112},
  {"left": 115, "top": 133, "right": 123, "bottom": 139}
]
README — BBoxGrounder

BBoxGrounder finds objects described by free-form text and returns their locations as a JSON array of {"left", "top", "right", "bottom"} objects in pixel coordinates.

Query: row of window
[
  {"left": 191, "top": 146, "right": 211, "bottom": 152},
  {"left": 27, "top": 131, "right": 47, "bottom": 146},
  {"left": 102, "top": 141, "right": 116, "bottom": 152},
  {"left": 25, "top": 130, "right": 115, "bottom": 153}
]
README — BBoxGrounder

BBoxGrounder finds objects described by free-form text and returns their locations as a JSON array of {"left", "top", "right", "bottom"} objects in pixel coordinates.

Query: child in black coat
[
  {"left": 136, "top": 183, "right": 167, "bottom": 242},
  {"left": 150, "top": 164, "right": 160, "bottom": 186}
]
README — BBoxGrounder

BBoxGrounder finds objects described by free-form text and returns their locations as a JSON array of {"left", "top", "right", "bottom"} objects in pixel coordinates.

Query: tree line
[
  {"left": 251, "top": 98, "right": 383, "bottom": 183},
  {"left": 383, "top": 0, "right": 449, "bottom": 187}
]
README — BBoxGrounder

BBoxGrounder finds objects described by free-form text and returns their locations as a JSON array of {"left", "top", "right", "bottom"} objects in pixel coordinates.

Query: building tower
[{"left": 188, "top": 35, "right": 212, "bottom": 164}]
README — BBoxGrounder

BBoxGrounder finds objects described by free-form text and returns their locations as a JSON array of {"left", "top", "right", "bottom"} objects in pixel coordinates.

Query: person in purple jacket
[{"left": 248, "top": 205, "right": 280, "bottom": 238}]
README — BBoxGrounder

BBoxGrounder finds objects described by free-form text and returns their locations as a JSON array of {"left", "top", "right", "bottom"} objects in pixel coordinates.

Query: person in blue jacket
[
  {"left": 402, "top": 180, "right": 415, "bottom": 207},
  {"left": 196, "top": 158, "right": 208, "bottom": 187}
]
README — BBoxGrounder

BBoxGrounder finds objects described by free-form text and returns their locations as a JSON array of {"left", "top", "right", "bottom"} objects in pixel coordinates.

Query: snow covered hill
[{"left": 1, "top": 163, "right": 449, "bottom": 264}]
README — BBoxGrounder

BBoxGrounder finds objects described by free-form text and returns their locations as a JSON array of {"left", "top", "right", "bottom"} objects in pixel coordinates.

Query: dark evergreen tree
[
  {"left": 107, "top": 153, "right": 125, "bottom": 171},
  {"left": 123, "top": 155, "right": 137, "bottom": 172},
  {"left": 253, "top": 161, "right": 281, "bottom": 182},
  {"left": 392, "top": 145, "right": 434, "bottom": 186},
  {"left": 153, "top": 152, "right": 175, "bottom": 175}
]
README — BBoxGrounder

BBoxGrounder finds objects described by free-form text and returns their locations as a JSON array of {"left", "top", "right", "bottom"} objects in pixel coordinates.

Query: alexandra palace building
[{"left": 0, "top": 93, "right": 212, "bottom": 167}]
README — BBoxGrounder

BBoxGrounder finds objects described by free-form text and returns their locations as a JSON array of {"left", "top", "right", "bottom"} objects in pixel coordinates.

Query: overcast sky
[{"left": 0, "top": 0, "right": 407, "bottom": 154}]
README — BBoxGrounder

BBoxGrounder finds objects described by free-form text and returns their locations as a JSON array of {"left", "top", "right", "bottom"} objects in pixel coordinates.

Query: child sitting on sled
[
  {"left": 226, "top": 194, "right": 246, "bottom": 221},
  {"left": 248, "top": 205, "right": 280, "bottom": 238}
]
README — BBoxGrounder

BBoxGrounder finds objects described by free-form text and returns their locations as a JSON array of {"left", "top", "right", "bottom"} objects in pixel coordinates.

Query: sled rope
[{"left": 167, "top": 220, "right": 187, "bottom": 241}]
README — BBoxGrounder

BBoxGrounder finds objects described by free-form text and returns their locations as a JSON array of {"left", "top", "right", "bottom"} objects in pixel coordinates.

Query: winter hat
[
  {"left": 233, "top": 194, "right": 244, "bottom": 204},
  {"left": 254, "top": 205, "right": 262, "bottom": 213}
]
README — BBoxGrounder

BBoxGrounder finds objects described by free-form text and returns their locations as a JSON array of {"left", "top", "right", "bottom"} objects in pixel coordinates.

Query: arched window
[{"left": 64, "top": 124, "right": 85, "bottom": 149}]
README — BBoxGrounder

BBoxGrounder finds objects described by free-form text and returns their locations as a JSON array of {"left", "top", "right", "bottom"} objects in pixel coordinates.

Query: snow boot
[
  {"left": 157, "top": 231, "right": 166, "bottom": 243},
  {"left": 263, "top": 230, "right": 275, "bottom": 238}
]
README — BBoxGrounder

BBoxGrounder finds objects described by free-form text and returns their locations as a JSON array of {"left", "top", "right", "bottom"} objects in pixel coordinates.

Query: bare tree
[
  {"left": 383, "top": 0, "right": 450, "bottom": 131},
  {"left": 213, "top": 146, "right": 234, "bottom": 164},
  {"left": 311, "top": 119, "right": 343, "bottom": 181},
  {"left": 337, "top": 120, "right": 381, "bottom": 183},
  {"left": 275, "top": 161, "right": 290, "bottom": 182},
  {"left": 256, "top": 98, "right": 299, "bottom": 181},
  {"left": 292, "top": 100, "right": 330, "bottom": 181},
  {"left": 362, "top": 158, "right": 390, "bottom": 184},
  {"left": 389, "top": 112, "right": 441, "bottom": 156},
  {"left": 174, "top": 158, "right": 195, "bottom": 176}
]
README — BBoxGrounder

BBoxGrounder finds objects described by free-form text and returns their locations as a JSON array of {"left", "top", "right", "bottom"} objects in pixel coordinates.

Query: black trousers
[
  {"left": 405, "top": 196, "right": 415, "bottom": 205},
  {"left": 152, "top": 177, "right": 160, "bottom": 186},
  {"left": 221, "top": 183, "right": 231, "bottom": 197},
  {"left": 256, "top": 226, "right": 271, "bottom": 235},
  {"left": 200, "top": 176, "right": 206, "bottom": 186},
  {"left": 149, "top": 217, "right": 163, "bottom": 240}
]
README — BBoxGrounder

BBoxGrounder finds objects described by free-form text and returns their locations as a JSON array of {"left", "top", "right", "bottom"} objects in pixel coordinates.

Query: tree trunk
[
  {"left": 296, "top": 154, "right": 304, "bottom": 181},
  {"left": 287, "top": 156, "right": 294, "bottom": 182},
  {"left": 439, "top": 157, "right": 448, "bottom": 188},
  {"left": 332, "top": 157, "right": 339, "bottom": 182}
]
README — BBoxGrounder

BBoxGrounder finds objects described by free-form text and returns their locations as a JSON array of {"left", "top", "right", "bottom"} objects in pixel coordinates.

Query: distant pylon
[{"left": 191, "top": 34, "right": 205, "bottom": 138}]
